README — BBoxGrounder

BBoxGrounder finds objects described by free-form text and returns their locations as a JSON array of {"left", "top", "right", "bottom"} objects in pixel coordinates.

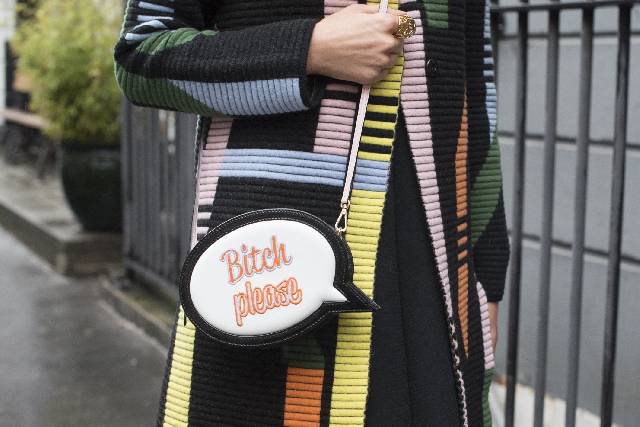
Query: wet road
[{"left": 0, "top": 227, "right": 166, "bottom": 426}]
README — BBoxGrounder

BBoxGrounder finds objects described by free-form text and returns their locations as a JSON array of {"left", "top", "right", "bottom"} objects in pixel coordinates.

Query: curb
[
  {"left": 99, "top": 274, "right": 173, "bottom": 348},
  {"left": 0, "top": 193, "right": 121, "bottom": 276}
]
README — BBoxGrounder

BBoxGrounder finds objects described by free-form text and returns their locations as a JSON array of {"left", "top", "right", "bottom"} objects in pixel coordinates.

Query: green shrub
[
  {"left": 16, "top": 0, "right": 42, "bottom": 25},
  {"left": 12, "top": 0, "right": 121, "bottom": 144}
]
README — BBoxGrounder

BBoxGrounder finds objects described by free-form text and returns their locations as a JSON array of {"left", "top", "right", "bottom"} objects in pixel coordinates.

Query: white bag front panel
[{"left": 189, "top": 220, "right": 347, "bottom": 336}]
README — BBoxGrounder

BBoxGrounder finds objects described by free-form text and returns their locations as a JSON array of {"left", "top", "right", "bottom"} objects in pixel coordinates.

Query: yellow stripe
[
  {"left": 370, "top": 88, "right": 401, "bottom": 98},
  {"left": 358, "top": 151, "right": 391, "bottom": 162},
  {"left": 363, "top": 120, "right": 396, "bottom": 131},
  {"left": 361, "top": 135, "right": 393, "bottom": 146},
  {"left": 329, "top": 38, "right": 403, "bottom": 425},
  {"left": 163, "top": 308, "right": 196, "bottom": 427},
  {"left": 367, "top": 104, "right": 400, "bottom": 114},
  {"left": 373, "top": 78, "right": 402, "bottom": 89}
]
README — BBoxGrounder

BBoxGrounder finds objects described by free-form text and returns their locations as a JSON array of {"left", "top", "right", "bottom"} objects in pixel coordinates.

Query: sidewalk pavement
[
  {"left": 0, "top": 226, "right": 167, "bottom": 427},
  {"left": 0, "top": 159, "right": 120, "bottom": 275}
]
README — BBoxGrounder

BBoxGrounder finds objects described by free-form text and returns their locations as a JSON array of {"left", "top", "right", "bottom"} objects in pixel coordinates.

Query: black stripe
[
  {"left": 362, "top": 127, "right": 395, "bottom": 140},
  {"left": 366, "top": 111, "right": 397, "bottom": 123},
  {"left": 369, "top": 95, "right": 399, "bottom": 106},
  {"left": 228, "top": 108, "right": 320, "bottom": 151},
  {"left": 360, "top": 143, "right": 392, "bottom": 155}
]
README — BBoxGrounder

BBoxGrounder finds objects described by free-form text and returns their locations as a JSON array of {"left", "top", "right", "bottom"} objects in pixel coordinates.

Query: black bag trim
[{"left": 178, "top": 208, "right": 379, "bottom": 348}]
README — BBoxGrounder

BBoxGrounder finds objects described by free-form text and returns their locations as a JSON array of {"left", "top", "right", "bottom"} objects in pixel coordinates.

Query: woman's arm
[
  {"left": 114, "top": 2, "right": 404, "bottom": 117},
  {"left": 114, "top": 0, "right": 324, "bottom": 116}
]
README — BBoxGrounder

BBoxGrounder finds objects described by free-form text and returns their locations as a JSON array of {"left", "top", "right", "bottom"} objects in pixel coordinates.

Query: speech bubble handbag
[{"left": 178, "top": 0, "right": 392, "bottom": 349}]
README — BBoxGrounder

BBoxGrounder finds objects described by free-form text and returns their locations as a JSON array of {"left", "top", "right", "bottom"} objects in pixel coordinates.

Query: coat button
[{"left": 426, "top": 58, "right": 438, "bottom": 77}]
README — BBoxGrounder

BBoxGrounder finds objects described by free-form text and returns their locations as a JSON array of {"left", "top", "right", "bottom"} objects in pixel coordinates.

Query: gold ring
[{"left": 393, "top": 15, "right": 416, "bottom": 39}]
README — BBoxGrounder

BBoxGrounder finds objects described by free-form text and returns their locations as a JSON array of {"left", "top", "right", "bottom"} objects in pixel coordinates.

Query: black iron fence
[
  {"left": 120, "top": 1, "right": 638, "bottom": 425},
  {"left": 491, "top": 1, "right": 636, "bottom": 426},
  {"left": 120, "top": 103, "right": 196, "bottom": 301}
]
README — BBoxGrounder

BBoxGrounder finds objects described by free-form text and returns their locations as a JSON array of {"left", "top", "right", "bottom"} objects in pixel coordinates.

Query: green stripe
[
  {"left": 284, "top": 334, "right": 325, "bottom": 370},
  {"left": 135, "top": 28, "right": 218, "bottom": 55},
  {"left": 470, "top": 139, "right": 503, "bottom": 245},
  {"left": 422, "top": 0, "right": 448, "bottom": 29},
  {"left": 483, "top": 368, "right": 495, "bottom": 427},
  {"left": 115, "top": 65, "right": 214, "bottom": 115}
]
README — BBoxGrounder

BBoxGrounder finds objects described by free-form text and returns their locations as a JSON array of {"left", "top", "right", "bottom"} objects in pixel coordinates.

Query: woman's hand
[
  {"left": 489, "top": 302, "right": 499, "bottom": 353},
  {"left": 306, "top": 4, "right": 405, "bottom": 85}
]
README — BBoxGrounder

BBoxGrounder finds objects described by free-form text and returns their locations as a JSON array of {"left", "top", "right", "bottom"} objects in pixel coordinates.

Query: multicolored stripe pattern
[
  {"left": 115, "top": 0, "right": 324, "bottom": 116},
  {"left": 328, "top": 1, "right": 403, "bottom": 421},
  {"left": 159, "top": 308, "right": 196, "bottom": 426},
  {"left": 114, "top": 0, "right": 509, "bottom": 426},
  {"left": 468, "top": 0, "right": 510, "bottom": 303},
  {"left": 399, "top": 1, "right": 470, "bottom": 423}
]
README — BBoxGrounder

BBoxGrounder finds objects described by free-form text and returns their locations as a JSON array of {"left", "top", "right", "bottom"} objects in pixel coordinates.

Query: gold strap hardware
[
  {"left": 334, "top": 200, "right": 350, "bottom": 236},
  {"left": 334, "top": 0, "right": 387, "bottom": 237}
]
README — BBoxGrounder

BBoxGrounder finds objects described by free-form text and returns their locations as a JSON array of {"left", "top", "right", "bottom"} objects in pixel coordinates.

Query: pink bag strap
[{"left": 335, "top": 0, "right": 390, "bottom": 235}]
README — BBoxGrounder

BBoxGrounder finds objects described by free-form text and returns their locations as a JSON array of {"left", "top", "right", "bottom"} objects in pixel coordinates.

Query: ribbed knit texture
[
  {"left": 467, "top": 0, "right": 510, "bottom": 303},
  {"left": 115, "top": 0, "right": 324, "bottom": 116},
  {"left": 114, "top": 0, "right": 509, "bottom": 426}
]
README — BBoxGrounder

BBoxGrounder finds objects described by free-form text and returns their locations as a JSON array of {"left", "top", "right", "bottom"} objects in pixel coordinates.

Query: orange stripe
[
  {"left": 458, "top": 266, "right": 469, "bottom": 281},
  {"left": 283, "top": 367, "right": 323, "bottom": 426},
  {"left": 455, "top": 90, "right": 470, "bottom": 356}
]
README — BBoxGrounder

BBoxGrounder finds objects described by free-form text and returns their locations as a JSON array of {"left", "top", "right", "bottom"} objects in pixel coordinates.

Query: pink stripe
[
  {"left": 404, "top": 51, "right": 426, "bottom": 61},
  {"left": 199, "top": 177, "right": 219, "bottom": 185},
  {"left": 199, "top": 170, "right": 221, "bottom": 178},
  {"left": 399, "top": 5, "right": 469, "bottom": 425},
  {"left": 317, "top": 122, "right": 354, "bottom": 133},
  {"left": 197, "top": 118, "right": 232, "bottom": 216},
  {"left": 316, "top": 129, "right": 353, "bottom": 140},
  {"left": 477, "top": 283, "right": 496, "bottom": 369},
  {"left": 313, "top": 83, "right": 356, "bottom": 156},
  {"left": 320, "top": 107, "right": 358, "bottom": 118},
  {"left": 326, "top": 82, "right": 359, "bottom": 93},
  {"left": 313, "top": 146, "right": 349, "bottom": 156}
]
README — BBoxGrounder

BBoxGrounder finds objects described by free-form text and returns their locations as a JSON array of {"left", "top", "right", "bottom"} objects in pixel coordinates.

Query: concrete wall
[{"left": 492, "top": 3, "right": 640, "bottom": 426}]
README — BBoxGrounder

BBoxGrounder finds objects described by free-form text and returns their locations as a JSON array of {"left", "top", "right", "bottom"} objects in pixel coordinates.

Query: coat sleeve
[
  {"left": 113, "top": 0, "right": 325, "bottom": 116},
  {"left": 466, "top": 0, "right": 510, "bottom": 302}
]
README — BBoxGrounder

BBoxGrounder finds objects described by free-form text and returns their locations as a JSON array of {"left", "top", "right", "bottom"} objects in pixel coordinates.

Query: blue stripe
[
  {"left": 125, "top": 19, "right": 169, "bottom": 41},
  {"left": 217, "top": 149, "right": 348, "bottom": 186},
  {"left": 222, "top": 149, "right": 347, "bottom": 164},
  {"left": 138, "top": 1, "right": 174, "bottom": 13},
  {"left": 222, "top": 156, "right": 346, "bottom": 172},
  {"left": 218, "top": 170, "right": 343, "bottom": 187},
  {"left": 213, "top": 149, "right": 390, "bottom": 190},
  {"left": 353, "top": 173, "right": 387, "bottom": 186},
  {"left": 351, "top": 158, "right": 390, "bottom": 191},
  {"left": 356, "top": 158, "right": 389, "bottom": 171},
  {"left": 353, "top": 182, "right": 386, "bottom": 192},
  {"left": 170, "top": 78, "right": 307, "bottom": 116},
  {"left": 220, "top": 163, "right": 345, "bottom": 180},
  {"left": 137, "top": 15, "right": 170, "bottom": 22}
]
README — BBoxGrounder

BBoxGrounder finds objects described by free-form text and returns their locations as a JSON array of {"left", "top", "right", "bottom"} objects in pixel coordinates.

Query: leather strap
[{"left": 336, "top": 0, "right": 390, "bottom": 234}]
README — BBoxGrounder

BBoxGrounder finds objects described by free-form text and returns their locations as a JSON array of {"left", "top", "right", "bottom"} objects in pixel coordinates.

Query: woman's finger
[
  {"left": 389, "top": 38, "right": 403, "bottom": 53},
  {"left": 386, "top": 8, "right": 407, "bottom": 16},
  {"left": 383, "top": 52, "right": 399, "bottom": 69},
  {"left": 349, "top": 4, "right": 383, "bottom": 14}
]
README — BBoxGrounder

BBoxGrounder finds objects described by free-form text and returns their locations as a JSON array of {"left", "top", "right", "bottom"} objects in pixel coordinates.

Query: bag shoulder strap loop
[{"left": 335, "top": 0, "right": 390, "bottom": 235}]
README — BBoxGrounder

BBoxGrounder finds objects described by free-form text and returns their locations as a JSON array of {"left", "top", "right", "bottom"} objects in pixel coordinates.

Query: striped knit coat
[{"left": 114, "top": 0, "right": 510, "bottom": 426}]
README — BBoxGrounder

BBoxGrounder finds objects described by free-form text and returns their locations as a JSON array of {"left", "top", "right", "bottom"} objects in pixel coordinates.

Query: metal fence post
[
  {"left": 565, "top": 4, "right": 594, "bottom": 426},
  {"left": 600, "top": 4, "right": 631, "bottom": 426},
  {"left": 504, "top": 2, "right": 528, "bottom": 425}
]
